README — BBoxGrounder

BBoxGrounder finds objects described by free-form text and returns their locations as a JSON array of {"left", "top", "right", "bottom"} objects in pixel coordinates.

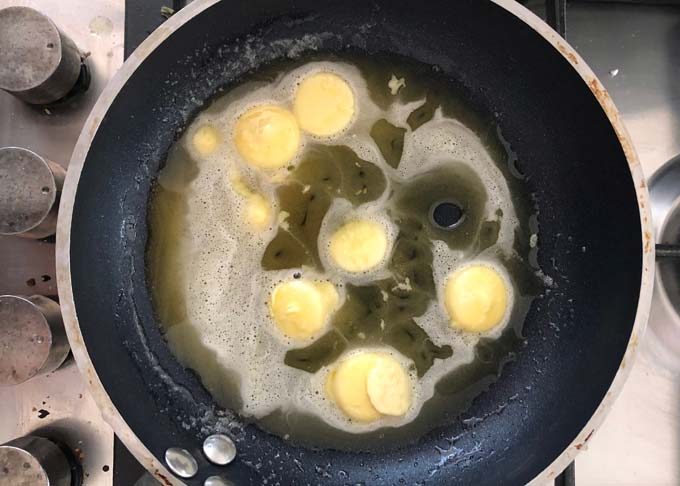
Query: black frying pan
[{"left": 57, "top": 0, "right": 651, "bottom": 484}]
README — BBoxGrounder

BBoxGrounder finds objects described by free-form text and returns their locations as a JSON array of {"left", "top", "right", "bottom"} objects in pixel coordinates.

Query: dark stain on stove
[
  {"left": 78, "top": 393, "right": 83, "bottom": 399},
  {"left": 26, "top": 278, "right": 36, "bottom": 287},
  {"left": 37, "top": 408, "right": 50, "bottom": 419},
  {"left": 41, "top": 274, "right": 51, "bottom": 282},
  {"left": 154, "top": 470, "right": 173, "bottom": 486}
]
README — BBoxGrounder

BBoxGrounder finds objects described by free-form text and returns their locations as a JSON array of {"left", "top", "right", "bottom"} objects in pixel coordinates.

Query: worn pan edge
[{"left": 54, "top": 0, "right": 655, "bottom": 484}]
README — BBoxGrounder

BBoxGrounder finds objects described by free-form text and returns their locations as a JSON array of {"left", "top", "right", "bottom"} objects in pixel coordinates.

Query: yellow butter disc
[
  {"left": 269, "top": 280, "right": 338, "bottom": 340},
  {"left": 294, "top": 72, "right": 355, "bottom": 137},
  {"left": 444, "top": 264, "right": 509, "bottom": 332},
  {"left": 327, "top": 352, "right": 381, "bottom": 422},
  {"left": 233, "top": 105, "right": 300, "bottom": 169},
  {"left": 328, "top": 220, "right": 388, "bottom": 273},
  {"left": 366, "top": 355, "right": 412, "bottom": 416}
]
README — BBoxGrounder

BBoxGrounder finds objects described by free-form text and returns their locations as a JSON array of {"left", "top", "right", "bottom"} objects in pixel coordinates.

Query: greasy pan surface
[{"left": 68, "top": 0, "right": 641, "bottom": 484}]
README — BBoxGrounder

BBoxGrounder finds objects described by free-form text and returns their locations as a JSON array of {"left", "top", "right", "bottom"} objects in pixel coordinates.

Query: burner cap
[
  {"left": 0, "top": 295, "right": 69, "bottom": 385},
  {"left": 0, "top": 6, "right": 81, "bottom": 104},
  {"left": 0, "top": 147, "right": 64, "bottom": 239}
]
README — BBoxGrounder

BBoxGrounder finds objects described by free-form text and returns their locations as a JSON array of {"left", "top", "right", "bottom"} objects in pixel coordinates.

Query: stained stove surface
[{"left": 0, "top": 1, "right": 679, "bottom": 485}]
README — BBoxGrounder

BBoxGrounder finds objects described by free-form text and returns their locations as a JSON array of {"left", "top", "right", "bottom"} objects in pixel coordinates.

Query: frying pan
[{"left": 55, "top": 0, "right": 654, "bottom": 484}]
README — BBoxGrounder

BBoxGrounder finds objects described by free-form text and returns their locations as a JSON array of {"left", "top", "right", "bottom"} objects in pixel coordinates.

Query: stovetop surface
[{"left": 1, "top": 1, "right": 679, "bottom": 485}]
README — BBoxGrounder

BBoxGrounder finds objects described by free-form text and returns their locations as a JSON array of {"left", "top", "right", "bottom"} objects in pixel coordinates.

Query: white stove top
[{"left": 1, "top": 1, "right": 679, "bottom": 485}]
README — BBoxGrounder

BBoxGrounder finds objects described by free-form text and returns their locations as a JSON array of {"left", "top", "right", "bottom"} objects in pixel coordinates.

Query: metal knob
[
  {"left": 0, "top": 6, "right": 82, "bottom": 104},
  {"left": 0, "top": 295, "right": 69, "bottom": 386},
  {"left": 164, "top": 448, "right": 198, "bottom": 479},
  {"left": 0, "top": 436, "right": 73, "bottom": 486},
  {"left": 0, "top": 147, "right": 65, "bottom": 239}
]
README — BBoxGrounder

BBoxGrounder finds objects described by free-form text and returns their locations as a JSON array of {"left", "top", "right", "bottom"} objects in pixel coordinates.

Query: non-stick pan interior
[{"left": 69, "top": 1, "right": 642, "bottom": 484}]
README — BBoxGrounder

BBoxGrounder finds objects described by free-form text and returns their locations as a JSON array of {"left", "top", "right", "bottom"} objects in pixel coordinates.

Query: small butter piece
[
  {"left": 366, "top": 355, "right": 411, "bottom": 416},
  {"left": 229, "top": 174, "right": 272, "bottom": 230},
  {"left": 327, "top": 353, "right": 381, "bottom": 422},
  {"left": 234, "top": 105, "right": 300, "bottom": 169},
  {"left": 245, "top": 193, "right": 271, "bottom": 230},
  {"left": 269, "top": 280, "right": 338, "bottom": 340},
  {"left": 388, "top": 74, "right": 406, "bottom": 95},
  {"left": 328, "top": 220, "right": 388, "bottom": 273},
  {"left": 192, "top": 125, "right": 221, "bottom": 156},
  {"left": 294, "top": 72, "right": 355, "bottom": 137},
  {"left": 445, "top": 264, "right": 508, "bottom": 332}
]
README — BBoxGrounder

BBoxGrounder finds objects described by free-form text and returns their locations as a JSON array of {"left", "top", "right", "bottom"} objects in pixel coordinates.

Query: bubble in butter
[
  {"left": 233, "top": 105, "right": 300, "bottom": 169},
  {"left": 294, "top": 72, "right": 355, "bottom": 137},
  {"left": 269, "top": 280, "right": 339, "bottom": 340},
  {"left": 326, "top": 351, "right": 412, "bottom": 422},
  {"left": 328, "top": 219, "right": 389, "bottom": 273},
  {"left": 444, "top": 264, "right": 509, "bottom": 332}
]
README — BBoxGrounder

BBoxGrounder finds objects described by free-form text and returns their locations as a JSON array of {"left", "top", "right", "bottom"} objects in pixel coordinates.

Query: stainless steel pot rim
[{"left": 55, "top": 1, "right": 655, "bottom": 484}]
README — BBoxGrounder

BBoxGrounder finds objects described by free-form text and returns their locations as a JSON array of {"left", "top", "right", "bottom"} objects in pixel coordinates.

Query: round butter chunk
[
  {"left": 293, "top": 72, "right": 355, "bottom": 137},
  {"left": 192, "top": 125, "right": 221, "bottom": 156},
  {"left": 327, "top": 353, "right": 381, "bottom": 422},
  {"left": 269, "top": 280, "right": 338, "bottom": 340},
  {"left": 233, "top": 105, "right": 300, "bottom": 169},
  {"left": 366, "top": 355, "right": 412, "bottom": 416},
  {"left": 328, "top": 220, "right": 388, "bottom": 273},
  {"left": 445, "top": 264, "right": 509, "bottom": 333}
]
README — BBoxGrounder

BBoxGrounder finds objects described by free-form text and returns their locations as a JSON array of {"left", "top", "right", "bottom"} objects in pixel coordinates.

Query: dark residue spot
[
  {"left": 26, "top": 278, "right": 36, "bottom": 287},
  {"left": 370, "top": 119, "right": 406, "bottom": 169},
  {"left": 37, "top": 409, "right": 50, "bottom": 419}
]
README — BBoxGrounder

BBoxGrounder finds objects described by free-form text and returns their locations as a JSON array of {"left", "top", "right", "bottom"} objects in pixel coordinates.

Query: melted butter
[{"left": 147, "top": 52, "right": 543, "bottom": 451}]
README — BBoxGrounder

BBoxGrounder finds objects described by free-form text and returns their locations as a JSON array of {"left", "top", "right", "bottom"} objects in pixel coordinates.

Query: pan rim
[{"left": 55, "top": 0, "right": 655, "bottom": 484}]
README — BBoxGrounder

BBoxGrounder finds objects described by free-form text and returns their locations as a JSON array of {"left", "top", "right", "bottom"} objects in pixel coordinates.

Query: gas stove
[{"left": 0, "top": 1, "right": 679, "bottom": 485}]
